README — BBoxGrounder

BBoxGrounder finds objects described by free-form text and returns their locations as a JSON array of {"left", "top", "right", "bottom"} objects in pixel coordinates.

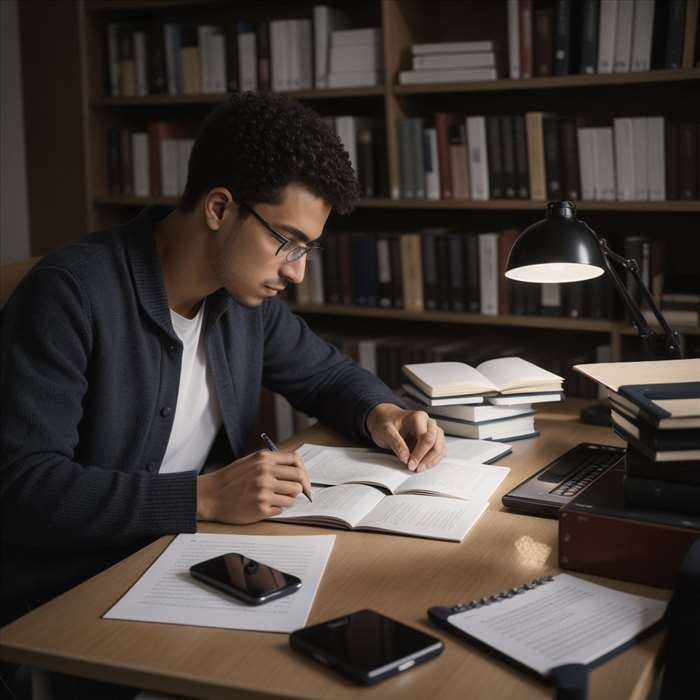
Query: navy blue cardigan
[{"left": 0, "top": 207, "right": 399, "bottom": 624}]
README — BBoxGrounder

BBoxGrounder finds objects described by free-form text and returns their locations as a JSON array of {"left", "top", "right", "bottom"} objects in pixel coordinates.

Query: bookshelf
[{"left": 19, "top": 0, "right": 700, "bottom": 393}]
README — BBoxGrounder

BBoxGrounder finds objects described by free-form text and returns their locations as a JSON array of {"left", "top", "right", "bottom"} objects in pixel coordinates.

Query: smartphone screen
[
  {"left": 290, "top": 609, "right": 443, "bottom": 684},
  {"left": 190, "top": 553, "right": 301, "bottom": 605}
]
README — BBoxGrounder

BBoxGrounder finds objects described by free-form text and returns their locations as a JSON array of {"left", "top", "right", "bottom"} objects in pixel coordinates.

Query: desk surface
[{"left": 0, "top": 401, "right": 669, "bottom": 700}]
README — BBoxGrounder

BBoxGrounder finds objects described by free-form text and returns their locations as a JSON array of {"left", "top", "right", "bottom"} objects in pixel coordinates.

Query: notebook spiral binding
[{"left": 449, "top": 575, "right": 555, "bottom": 614}]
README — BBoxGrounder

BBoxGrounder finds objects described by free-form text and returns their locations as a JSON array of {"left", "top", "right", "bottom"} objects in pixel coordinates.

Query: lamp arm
[{"left": 598, "top": 238, "right": 683, "bottom": 360}]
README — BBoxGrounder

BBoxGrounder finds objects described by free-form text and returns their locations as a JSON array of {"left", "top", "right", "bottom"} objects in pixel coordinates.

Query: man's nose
[{"left": 279, "top": 256, "right": 306, "bottom": 285}]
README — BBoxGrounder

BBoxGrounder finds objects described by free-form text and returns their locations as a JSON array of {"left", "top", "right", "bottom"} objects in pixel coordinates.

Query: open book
[
  {"left": 269, "top": 444, "right": 511, "bottom": 542},
  {"left": 403, "top": 357, "right": 563, "bottom": 399}
]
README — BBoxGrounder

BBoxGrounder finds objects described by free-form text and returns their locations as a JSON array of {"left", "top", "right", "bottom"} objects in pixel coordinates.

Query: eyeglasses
[{"left": 239, "top": 202, "right": 322, "bottom": 263}]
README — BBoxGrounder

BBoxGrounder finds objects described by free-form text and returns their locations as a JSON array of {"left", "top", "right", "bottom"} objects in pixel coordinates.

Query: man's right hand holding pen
[{"left": 196, "top": 441, "right": 313, "bottom": 525}]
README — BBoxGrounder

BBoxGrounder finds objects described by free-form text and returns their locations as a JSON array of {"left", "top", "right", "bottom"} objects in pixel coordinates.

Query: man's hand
[
  {"left": 366, "top": 403, "right": 446, "bottom": 472},
  {"left": 196, "top": 449, "right": 312, "bottom": 524}
]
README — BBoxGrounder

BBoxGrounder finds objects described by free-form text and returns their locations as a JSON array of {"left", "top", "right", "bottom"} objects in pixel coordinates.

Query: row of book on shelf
[
  {"left": 106, "top": 6, "right": 382, "bottom": 96},
  {"left": 397, "top": 113, "right": 700, "bottom": 202},
  {"left": 288, "top": 228, "right": 693, "bottom": 325},
  {"left": 575, "top": 359, "right": 700, "bottom": 519}
]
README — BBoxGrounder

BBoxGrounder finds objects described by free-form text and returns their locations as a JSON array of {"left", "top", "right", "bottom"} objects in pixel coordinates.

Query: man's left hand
[{"left": 366, "top": 403, "right": 446, "bottom": 472}]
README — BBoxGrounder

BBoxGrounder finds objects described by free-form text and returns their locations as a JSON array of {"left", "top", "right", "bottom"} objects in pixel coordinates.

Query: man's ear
[{"left": 203, "top": 188, "right": 234, "bottom": 231}]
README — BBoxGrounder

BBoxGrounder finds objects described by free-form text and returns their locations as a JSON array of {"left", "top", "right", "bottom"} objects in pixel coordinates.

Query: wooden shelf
[
  {"left": 93, "top": 195, "right": 700, "bottom": 213},
  {"left": 394, "top": 68, "right": 700, "bottom": 94},
  {"left": 92, "top": 86, "right": 385, "bottom": 107},
  {"left": 86, "top": 0, "right": 227, "bottom": 11},
  {"left": 288, "top": 303, "right": 619, "bottom": 332},
  {"left": 620, "top": 325, "right": 700, "bottom": 337}
]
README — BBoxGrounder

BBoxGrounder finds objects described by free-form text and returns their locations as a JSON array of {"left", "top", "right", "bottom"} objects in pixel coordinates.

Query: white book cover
[
  {"left": 436, "top": 415, "right": 536, "bottom": 440},
  {"left": 412, "top": 41, "right": 496, "bottom": 55},
  {"left": 270, "top": 20, "right": 288, "bottom": 91},
  {"left": 238, "top": 31, "right": 258, "bottom": 92},
  {"left": 540, "top": 282, "right": 562, "bottom": 313},
  {"left": 210, "top": 30, "right": 227, "bottom": 93},
  {"left": 577, "top": 128, "right": 596, "bottom": 200},
  {"left": 131, "top": 132, "right": 149, "bottom": 196},
  {"left": 399, "top": 67, "right": 498, "bottom": 84},
  {"left": 298, "top": 19, "right": 314, "bottom": 89},
  {"left": 478, "top": 232, "right": 499, "bottom": 315},
  {"left": 308, "top": 255, "right": 324, "bottom": 304},
  {"left": 597, "top": 0, "right": 619, "bottom": 73},
  {"left": 331, "top": 27, "right": 381, "bottom": 46},
  {"left": 177, "top": 138, "right": 194, "bottom": 194},
  {"left": 331, "top": 44, "right": 383, "bottom": 73},
  {"left": 358, "top": 339, "right": 379, "bottom": 374},
  {"left": 646, "top": 116, "right": 666, "bottom": 201},
  {"left": 412, "top": 52, "right": 496, "bottom": 70},
  {"left": 594, "top": 127, "right": 615, "bottom": 200},
  {"left": 613, "top": 118, "right": 635, "bottom": 200},
  {"left": 403, "top": 394, "right": 533, "bottom": 424},
  {"left": 197, "top": 26, "right": 212, "bottom": 93},
  {"left": 288, "top": 20, "right": 301, "bottom": 90},
  {"left": 632, "top": 117, "right": 649, "bottom": 200},
  {"left": 313, "top": 5, "right": 350, "bottom": 88},
  {"left": 334, "top": 116, "right": 357, "bottom": 171},
  {"left": 425, "top": 128, "right": 440, "bottom": 200},
  {"left": 328, "top": 71, "right": 382, "bottom": 87},
  {"left": 107, "top": 23, "right": 120, "bottom": 96},
  {"left": 630, "top": 0, "right": 655, "bottom": 71},
  {"left": 133, "top": 31, "right": 148, "bottom": 96},
  {"left": 488, "top": 392, "right": 562, "bottom": 406},
  {"left": 274, "top": 393, "right": 295, "bottom": 442},
  {"left": 508, "top": 0, "right": 521, "bottom": 79},
  {"left": 160, "top": 139, "right": 180, "bottom": 196},
  {"left": 467, "top": 116, "right": 489, "bottom": 200},
  {"left": 613, "top": 0, "right": 635, "bottom": 71}
]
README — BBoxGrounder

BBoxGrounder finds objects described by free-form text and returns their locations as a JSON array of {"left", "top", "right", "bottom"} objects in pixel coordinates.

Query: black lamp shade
[{"left": 505, "top": 201, "right": 606, "bottom": 283}]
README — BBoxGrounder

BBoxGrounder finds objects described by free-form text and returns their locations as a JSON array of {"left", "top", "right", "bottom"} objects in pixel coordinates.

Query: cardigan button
[
  {"left": 161, "top": 406, "right": 173, "bottom": 417},
  {"left": 167, "top": 343, "right": 179, "bottom": 353}
]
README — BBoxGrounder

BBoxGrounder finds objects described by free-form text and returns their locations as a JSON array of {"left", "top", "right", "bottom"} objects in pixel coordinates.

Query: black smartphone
[
  {"left": 290, "top": 609, "right": 444, "bottom": 685},
  {"left": 189, "top": 553, "right": 301, "bottom": 605}
]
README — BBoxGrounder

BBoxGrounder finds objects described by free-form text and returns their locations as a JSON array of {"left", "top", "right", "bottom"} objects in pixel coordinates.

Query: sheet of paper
[
  {"left": 398, "top": 461, "right": 510, "bottom": 501},
  {"left": 269, "top": 484, "right": 385, "bottom": 527},
  {"left": 104, "top": 533, "right": 335, "bottom": 633},
  {"left": 303, "top": 450, "right": 409, "bottom": 492},
  {"left": 447, "top": 573, "right": 666, "bottom": 676},
  {"left": 358, "top": 494, "right": 488, "bottom": 542}
]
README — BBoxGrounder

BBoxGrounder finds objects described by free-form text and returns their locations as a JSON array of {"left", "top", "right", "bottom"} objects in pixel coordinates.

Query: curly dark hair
[{"left": 180, "top": 92, "right": 361, "bottom": 214}]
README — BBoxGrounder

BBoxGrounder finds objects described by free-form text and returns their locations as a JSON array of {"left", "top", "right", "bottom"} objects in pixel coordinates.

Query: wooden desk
[{"left": 0, "top": 401, "right": 669, "bottom": 699}]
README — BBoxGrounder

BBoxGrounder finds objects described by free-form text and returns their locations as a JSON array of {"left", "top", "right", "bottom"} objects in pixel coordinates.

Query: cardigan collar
[{"left": 124, "top": 207, "right": 233, "bottom": 339}]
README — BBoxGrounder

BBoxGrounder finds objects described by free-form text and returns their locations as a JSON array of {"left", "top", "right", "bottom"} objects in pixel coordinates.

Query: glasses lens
[{"left": 287, "top": 247, "right": 309, "bottom": 262}]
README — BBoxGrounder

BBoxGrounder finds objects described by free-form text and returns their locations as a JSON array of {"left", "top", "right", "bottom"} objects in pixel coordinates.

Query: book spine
[
  {"left": 400, "top": 233, "right": 424, "bottom": 311},
  {"left": 559, "top": 507, "right": 700, "bottom": 588},
  {"left": 541, "top": 282, "right": 563, "bottom": 316},
  {"left": 596, "top": 0, "right": 618, "bottom": 73},
  {"left": 465, "top": 233, "right": 480, "bottom": 312},
  {"left": 594, "top": 126, "right": 615, "bottom": 200},
  {"left": 631, "top": 0, "right": 655, "bottom": 71},
  {"left": 133, "top": 30, "right": 148, "bottom": 96},
  {"left": 356, "top": 127, "right": 375, "bottom": 198},
  {"left": 650, "top": 0, "right": 671, "bottom": 69},
  {"left": 554, "top": 0, "right": 574, "bottom": 75},
  {"left": 131, "top": 132, "right": 150, "bottom": 196},
  {"left": 632, "top": 118, "right": 649, "bottom": 200},
  {"left": 467, "top": 116, "right": 490, "bottom": 200},
  {"left": 337, "top": 232, "right": 353, "bottom": 305},
  {"left": 107, "top": 23, "right": 120, "bottom": 96},
  {"left": 507, "top": 0, "right": 521, "bottom": 79},
  {"left": 519, "top": 0, "right": 534, "bottom": 79},
  {"left": 498, "top": 230, "right": 519, "bottom": 315},
  {"left": 322, "top": 234, "right": 339, "bottom": 304},
  {"left": 613, "top": 117, "right": 635, "bottom": 200},
  {"left": 579, "top": 0, "right": 600, "bottom": 74},
  {"left": 398, "top": 119, "right": 414, "bottom": 199},
  {"left": 534, "top": 8, "right": 554, "bottom": 76},
  {"left": 257, "top": 21, "right": 271, "bottom": 93},
  {"left": 613, "top": 0, "right": 634, "bottom": 72},
  {"left": 647, "top": 117, "right": 666, "bottom": 201},
  {"left": 500, "top": 115, "right": 517, "bottom": 198},
  {"left": 148, "top": 21, "right": 167, "bottom": 95},
  {"left": 106, "top": 128, "right": 121, "bottom": 194},
  {"left": 513, "top": 115, "right": 530, "bottom": 198},
  {"left": 665, "top": 121, "right": 680, "bottom": 200},
  {"left": 486, "top": 116, "right": 504, "bottom": 199},
  {"left": 424, "top": 127, "right": 440, "bottom": 201},
  {"left": 119, "top": 127, "right": 133, "bottom": 195},
  {"left": 351, "top": 235, "right": 378, "bottom": 307},
  {"left": 421, "top": 230, "right": 440, "bottom": 311},
  {"left": 682, "top": 0, "right": 699, "bottom": 68},
  {"left": 679, "top": 123, "right": 699, "bottom": 199},
  {"left": 435, "top": 113, "right": 454, "bottom": 199},
  {"left": 388, "top": 234, "right": 404, "bottom": 308},
  {"left": 447, "top": 233, "right": 466, "bottom": 312},
  {"left": 542, "top": 115, "right": 562, "bottom": 200},
  {"left": 525, "top": 112, "right": 546, "bottom": 201},
  {"left": 479, "top": 233, "right": 499, "bottom": 315},
  {"left": 412, "top": 118, "right": 426, "bottom": 199},
  {"left": 623, "top": 476, "right": 700, "bottom": 515},
  {"left": 449, "top": 123, "right": 470, "bottom": 199},
  {"left": 626, "top": 446, "right": 700, "bottom": 484},
  {"left": 225, "top": 24, "right": 239, "bottom": 93},
  {"left": 376, "top": 235, "right": 392, "bottom": 308},
  {"left": 664, "top": 0, "right": 686, "bottom": 68}
]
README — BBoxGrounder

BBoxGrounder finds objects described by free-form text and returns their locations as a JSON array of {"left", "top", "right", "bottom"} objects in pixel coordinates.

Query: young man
[{"left": 0, "top": 92, "right": 445, "bottom": 637}]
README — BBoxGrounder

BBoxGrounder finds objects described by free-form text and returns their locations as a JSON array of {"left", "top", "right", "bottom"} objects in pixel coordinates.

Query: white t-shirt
[{"left": 159, "top": 300, "right": 222, "bottom": 474}]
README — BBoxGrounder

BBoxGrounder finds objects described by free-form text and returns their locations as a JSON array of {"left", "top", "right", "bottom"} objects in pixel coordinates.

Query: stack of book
[
  {"left": 398, "top": 40, "right": 500, "bottom": 84},
  {"left": 327, "top": 27, "right": 383, "bottom": 87},
  {"left": 574, "top": 359, "right": 700, "bottom": 517},
  {"left": 400, "top": 356, "right": 564, "bottom": 441}
]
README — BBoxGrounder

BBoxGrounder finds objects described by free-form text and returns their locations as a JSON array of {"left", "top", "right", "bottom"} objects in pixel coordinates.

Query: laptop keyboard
[{"left": 549, "top": 447, "right": 622, "bottom": 497}]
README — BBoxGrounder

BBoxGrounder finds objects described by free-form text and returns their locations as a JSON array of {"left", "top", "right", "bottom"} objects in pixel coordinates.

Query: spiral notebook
[{"left": 428, "top": 574, "right": 666, "bottom": 680}]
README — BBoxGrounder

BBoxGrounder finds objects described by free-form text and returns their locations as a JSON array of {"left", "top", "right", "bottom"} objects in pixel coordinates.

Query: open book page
[
  {"left": 396, "top": 461, "right": 510, "bottom": 500},
  {"left": 446, "top": 574, "right": 666, "bottom": 676},
  {"left": 357, "top": 494, "right": 488, "bottom": 542},
  {"left": 403, "top": 362, "right": 499, "bottom": 397},
  {"left": 268, "top": 484, "right": 386, "bottom": 528},
  {"left": 476, "top": 357, "right": 564, "bottom": 394},
  {"left": 103, "top": 533, "right": 335, "bottom": 633},
  {"left": 574, "top": 358, "right": 700, "bottom": 392}
]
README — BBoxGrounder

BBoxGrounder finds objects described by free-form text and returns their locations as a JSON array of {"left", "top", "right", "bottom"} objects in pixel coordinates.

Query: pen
[{"left": 260, "top": 432, "right": 313, "bottom": 503}]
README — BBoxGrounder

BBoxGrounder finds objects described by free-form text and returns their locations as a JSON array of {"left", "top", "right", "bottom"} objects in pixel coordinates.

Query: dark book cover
[
  {"left": 435, "top": 113, "right": 457, "bottom": 199},
  {"left": 651, "top": 0, "right": 671, "bottom": 69},
  {"left": 464, "top": 233, "right": 480, "bottom": 312},
  {"left": 559, "top": 466, "right": 700, "bottom": 588},
  {"left": 119, "top": 127, "right": 133, "bottom": 195},
  {"left": 376, "top": 232, "right": 393, "bottom": 308},
  {"left": 623, "top": 235, "right": 648, "bottom": 313},
  {"left": 372, "top": 125, "right": 390, "bottom": 198},
  {"left": 498, "top": 230, "right": 519, "bottom": 315},
  {"left": 412, "top": 118, "right": 426, "bottom": 199},
  {"left": 225, "top": 24, "right": 239, "bottom": 93},
  {"left": 613, "top": 425, "right": 700, "bottom": 463},
  {"left": 564, "top": 281, "right": 587, "bottom": 318},
  {"left": 486, "top": 116, "right": 504, "bottom": 199},
  {"left": 513, "top": 115, "right": 530, "bottom": 198},
  {"left": 500, "top": 116, "right": 516, "bottom": 198},
  {"left": 398, "top": 119, "right": 414, "bottom": 199},
  {"left": 587, "top": 274, "right": 605, "bottom": 318},
  {"left": 559, "top": 119, "right": 581, "bottom": 200},
  {"left": 322, "top": 233, "right": 340, "bottom": 304},
  {"left": 509, "top": 280, "right": 527, "bottom": 315},
  {"left": 542, "top": 115, "right": 562, "bottom": 200},
  {"left": 356, "top": 127, "right": 375, "bottom": 198},
  {"left": 623, "top": 475, "right": 700, "bottom": 515},
  {"left": 388, "top": 232, "right": 404, "bottom": 308},
  {"left": 534, "top": 7, "right": 554, "bottom": 76},
  {"left": 612, "top": 410, "right": 700, "bottom": 451},
  {"left": 257, "top": 21, "right": 271, "bottom": 92},
  {"left": 678, "top": 122, "right": 698, "bottom": 199},
  {"left": 626, "top": 446, "right": 700, "bottom": 485},
  {"left": 665, "top": 0, "right": 687, "bottom": 68},
  {"left": 579, "top": 0, "right": 600, "bottom": 74},
  {"left": 337, "top": 231, "right": 353, "bottom": 305},
  {"left": 148, "top": 21, "right": 167, "bottom": 94},
  {"left": 420, "top": 228, "right": 441, "bottom": 311},
  {"left": 435, "top": 231, "right": 451, "bottom": 311},
  {"left": 519, "top": 0, "right": 534, "bottom": 78},
  {"left": 554, "top": 0, "right": 582, "bottom": 75},
  {"left": 446, "top": 232, "right": 466, "bottom": 312},
  {"left": 106, "top": 128, "right": 122, "bottom": 194},
  {"left": 350, "top": 234, "right": 379, "bottom": 307},
  {"left": 665, "top": 121, "right": 680, "bottom": 200},
  {"left": 524, "top": 283, "right": 541, "bottom": 315}
]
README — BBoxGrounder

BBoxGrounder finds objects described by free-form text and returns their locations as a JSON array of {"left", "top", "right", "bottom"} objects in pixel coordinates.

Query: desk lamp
[{"left": 505, "top": 201, "right": 683, "bottom": 425}]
